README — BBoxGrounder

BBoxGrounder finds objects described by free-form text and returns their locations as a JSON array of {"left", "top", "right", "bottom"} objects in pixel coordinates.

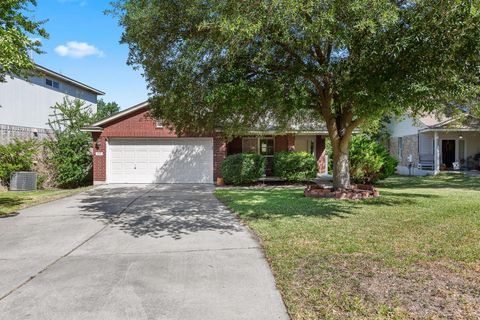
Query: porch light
[
  {"left": 459, "top": 134, "right": 464, "bottom": 139},
  {"left": 95, "top": 138, "right": 102, "bottom": 149}
]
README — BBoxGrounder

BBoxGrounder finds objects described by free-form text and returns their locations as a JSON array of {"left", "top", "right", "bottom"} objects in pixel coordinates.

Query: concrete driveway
[{"left": 0, "top": 185, "right": 288, "bottom": 320}]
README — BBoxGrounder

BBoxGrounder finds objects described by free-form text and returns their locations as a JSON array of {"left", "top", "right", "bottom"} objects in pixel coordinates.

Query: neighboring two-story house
[
  {"left": 388, "top": 114, "right": 480, "bottom": 175},
  {"left": 0, "top": 64, "right": 104, "bottom": 144}
]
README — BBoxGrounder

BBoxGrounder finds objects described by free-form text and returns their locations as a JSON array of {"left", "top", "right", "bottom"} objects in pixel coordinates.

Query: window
[
  {"left": 259, "top": 138, "right": 274, "bottom": 156},
  {"left": 242, "top": 137, "right": 258, "bottom": 153},
  {"left": 308, "top": 138, "right": 316, "bottom": 156},
  {"left": 45, "top": 78, "right": 60, "bottom": 89},
  {"left": 398, "top": 137, "right": 403, "bottom": 160},
  {"left": 156, "top": 118, "right": 164, "bottom": 128}
]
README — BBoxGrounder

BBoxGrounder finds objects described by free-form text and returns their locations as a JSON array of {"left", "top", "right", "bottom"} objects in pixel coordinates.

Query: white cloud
[{"left": 54, "top": 41, "right": 105, "bottom": 58}]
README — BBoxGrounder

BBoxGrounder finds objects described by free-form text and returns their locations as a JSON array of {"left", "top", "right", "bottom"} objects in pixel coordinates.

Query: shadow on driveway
[{"left": 77, "top": 185, "right": 242, "bottom": 240}]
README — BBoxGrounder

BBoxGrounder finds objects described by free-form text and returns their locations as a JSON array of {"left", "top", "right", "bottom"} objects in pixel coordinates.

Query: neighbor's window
[
  {"left": 398, "top": 137, "right": 403, "bottom": 160},
  {"left": 156, "top": 118, "right": 164, "bottom": 128},
  {"left": 45, "top": 78, "right": 60, "bottom": 89}
]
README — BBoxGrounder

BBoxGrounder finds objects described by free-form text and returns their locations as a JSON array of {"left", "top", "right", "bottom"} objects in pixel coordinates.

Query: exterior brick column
[
  {"left": 213, "top": 134, "right": 227, "bottom": 182},
  {"left": 287, "top": 134, "right": 295, "bottom": 151},
  {"left": 92, "top": 132, "right": 106, "bottom": 184},
  {"left": 316, "top": 135, "right": 327, "bottom": 174}
]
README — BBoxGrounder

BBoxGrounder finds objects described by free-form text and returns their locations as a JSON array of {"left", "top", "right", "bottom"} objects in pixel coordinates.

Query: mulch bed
[{"left": 304, "top": 184, "right": 379, "bottom": 200}]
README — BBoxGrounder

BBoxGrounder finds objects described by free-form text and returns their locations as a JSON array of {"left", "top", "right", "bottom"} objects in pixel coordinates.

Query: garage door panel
[{"left": 107, "top": 138, "right": 213, "bottom": 184}]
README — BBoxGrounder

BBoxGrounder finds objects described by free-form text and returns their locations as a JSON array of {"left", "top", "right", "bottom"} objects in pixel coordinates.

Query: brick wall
[
  {"left": 316, "top": 135, "right": 327, "bottom": 173},
  {"left": 213, "top": 135, "right": 227, "bottom": 181},
  {"left": 92, "top": 132, "right": 106, "bottom": 183},
  {"left": 274, "top": 134, "right": 295, "bottom": 152}
]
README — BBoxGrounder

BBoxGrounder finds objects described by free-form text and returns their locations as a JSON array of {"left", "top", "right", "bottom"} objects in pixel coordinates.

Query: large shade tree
[
  {"left": 112, "top": 0, "right": 480, "bottom": 189},
  {"left": 0, "top": 0, "right": 48, "bottom": 81}
]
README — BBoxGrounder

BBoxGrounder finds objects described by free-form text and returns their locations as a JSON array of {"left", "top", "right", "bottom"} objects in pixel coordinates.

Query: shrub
[
  {"left": 36, "top": 173, "right": 48, "bottom": 190},
  {"left": 273, "top": 151, "right": 318, "bottom": 182},
  {"left": 44, "top": 98, "right": 94, "bottom": 188},
  {"left": 221, "top": 153, "right": 265, "bottom": 185},
  {"left": 0, "top": 139, "right": 38, "bottom": 186},
  {"left": 349, "top": 135, "right": 398, "bottom": 184}
]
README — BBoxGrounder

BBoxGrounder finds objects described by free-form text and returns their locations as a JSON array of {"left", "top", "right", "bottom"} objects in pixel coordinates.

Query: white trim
[
  {"left": 419, "top": 128, "right": 480, "bottom": 133},
  {"left": 247, "top": 130, "right": 328, "bottom": 135},
  {"left": 80, "top": 126, "right": 103, "bottom": 132},
  {"left": 155, "top": 118, "right": 164, "bottom": 128},
  {"left": 106, "top": 138, "right": 110, "bottom": 184},
  {"left": 258, "top": 137, "right": 275, "bottom": 157},
  {"left": 434, "top": 131, "right": 440, "bottom": 172},
  {"left": 35, "top": 64, "right": 105, "bottom": 95}
]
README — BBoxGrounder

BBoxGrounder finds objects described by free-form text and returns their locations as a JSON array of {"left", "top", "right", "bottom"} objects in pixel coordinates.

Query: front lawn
[
  {"left": 215, "top": 174, "right": 480, "bottom": 319},
  {"left": 0, "top": 187, "right": 90, "bottom": 216}
]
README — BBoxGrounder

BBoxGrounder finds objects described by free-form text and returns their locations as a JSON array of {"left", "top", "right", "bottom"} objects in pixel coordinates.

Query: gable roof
[
  {"left": 418, "top": 114, "right": 480, "bottom": 132},
  {"left": 417, "top": 114, "right": 448, "bottom": 127},
  {"left": 81, "top": 100, "right": 149, "bottom": 132},
  {"left": 35, "top": 64, "right": 105, "bottom": 95},
  {"left": 81, "top": 100, "right": 330, "bottom": 134}
]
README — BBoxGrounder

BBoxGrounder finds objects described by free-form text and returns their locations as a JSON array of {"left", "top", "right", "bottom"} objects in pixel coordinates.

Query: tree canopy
[
  {"left": 112, "top": 0, "right": 480, "bottom": 188},
  {"left": 0, "top": 0, "right": 48, "bottom": 81},
  {"left": 95, "top": 99, "right": 120, "bottom": 121}
]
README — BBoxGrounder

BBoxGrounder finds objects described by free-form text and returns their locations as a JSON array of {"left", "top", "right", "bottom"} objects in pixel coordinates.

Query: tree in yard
[
  {"left": 94, "top": 99, "right": 120, "bottom": 121},
  {"left": 45, "top": 98, "right": 94, "bottom": 188},
  {"left": 0, "top": 0, "right": 48, "bottom": 81},
  {"left": 112, "top": 0, "right": 480, "bottom": 189}
]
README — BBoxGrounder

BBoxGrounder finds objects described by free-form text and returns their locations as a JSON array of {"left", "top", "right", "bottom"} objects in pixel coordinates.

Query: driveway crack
[{"left": 0, "top": 186, "right": 156, "bottom": 302}]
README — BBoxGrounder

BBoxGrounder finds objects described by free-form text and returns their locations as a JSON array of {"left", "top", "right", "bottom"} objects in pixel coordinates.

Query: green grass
[
  {"left": 215, "top": 174, "right": 480, "bottom": 319},
  {"left": 0, "top": 187, "right": 91, "bottom": 216}
]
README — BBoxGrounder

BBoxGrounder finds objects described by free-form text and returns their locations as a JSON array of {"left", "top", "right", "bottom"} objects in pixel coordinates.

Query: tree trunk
[{"left": 332, "top": 137, "right": 351, "bottom": 190}]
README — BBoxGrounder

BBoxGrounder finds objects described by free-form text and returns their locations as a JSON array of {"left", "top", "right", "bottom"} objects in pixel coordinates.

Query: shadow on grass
[
  {"left": 362, "top": 190, "right": 439, "bottom": 207},
  {"left": 0, "top": 197, "right": 23, "bottom": 207},
  {"left": 378, "top": 173, "right": 480, "bottom": 190},
  {"left": 216, "top": 186, "right": 442, "bottom": 221}
]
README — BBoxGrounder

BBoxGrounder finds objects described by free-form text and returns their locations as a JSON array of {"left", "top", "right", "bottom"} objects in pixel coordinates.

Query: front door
[
  {"left": 442, "top": 140, "right": 456, "bottom": 169},
  {"left": 259, "top": 138, "right": 274, "bottom": 176}
]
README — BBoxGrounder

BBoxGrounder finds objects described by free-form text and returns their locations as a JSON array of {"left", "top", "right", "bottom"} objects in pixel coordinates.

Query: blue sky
[{"left": 30, "top": 0, "right": 149, "bottom": 109}]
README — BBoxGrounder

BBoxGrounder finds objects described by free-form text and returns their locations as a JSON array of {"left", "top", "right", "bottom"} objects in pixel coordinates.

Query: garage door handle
[{"left": 134, "top": 165, "right": 136, "bottom": 169}]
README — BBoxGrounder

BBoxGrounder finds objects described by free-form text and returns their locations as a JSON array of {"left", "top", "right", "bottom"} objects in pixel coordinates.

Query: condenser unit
[{"left": 10, "top": 172, "right": 37, "bottom": 191}]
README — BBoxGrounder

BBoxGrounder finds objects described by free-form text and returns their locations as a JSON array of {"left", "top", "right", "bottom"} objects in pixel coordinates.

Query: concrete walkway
[{"left": 0, "top": 185, "right": 288, "bottom": 320}]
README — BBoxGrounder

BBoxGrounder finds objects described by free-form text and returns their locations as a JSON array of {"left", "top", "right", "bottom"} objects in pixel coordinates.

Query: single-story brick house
[{"left": 82, "top": 101, "right": 328, "bottom": 184}]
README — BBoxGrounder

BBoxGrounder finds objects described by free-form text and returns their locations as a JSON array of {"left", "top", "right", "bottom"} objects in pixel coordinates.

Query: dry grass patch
[
  {"left": 0, "top": 187, "right": 91, "bottom": 216},
  {"left": 215, "top": 174, "right": 480, "bottom": 319}
]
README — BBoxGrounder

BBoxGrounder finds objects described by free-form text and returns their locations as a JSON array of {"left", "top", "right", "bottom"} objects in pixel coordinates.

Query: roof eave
[
  {"left": 80, "top": 126, "right": 103, "bottom": 132},
  {"left": 419, "top": 128, "right": 480, "bottom": 133},
  {"left": 35, "top": 64, "right": 105, "bottom": 95}
]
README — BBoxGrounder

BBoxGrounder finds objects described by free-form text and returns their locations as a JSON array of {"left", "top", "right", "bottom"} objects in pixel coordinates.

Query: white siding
[
  {"left": 419, "top": 133, "right": 434, "bottom": 155},
  {"left": 0, "top": 75, "right": 97, "bottom": 129},
  {"left": 388, "top": 116, "right": 426, "bottom": 137}
]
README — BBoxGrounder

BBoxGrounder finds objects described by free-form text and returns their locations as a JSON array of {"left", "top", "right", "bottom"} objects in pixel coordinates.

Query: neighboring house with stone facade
[
  {"left": 388, "top": 114, "right": 480, "bottom": 175},
  {"left": 0, "top": 64, "right": 104, "bottom": 144}
]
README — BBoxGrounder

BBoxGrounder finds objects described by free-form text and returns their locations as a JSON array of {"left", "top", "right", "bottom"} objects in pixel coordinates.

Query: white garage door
[{"left": 107, "top": 138, "right": 213, "bottom": 184}]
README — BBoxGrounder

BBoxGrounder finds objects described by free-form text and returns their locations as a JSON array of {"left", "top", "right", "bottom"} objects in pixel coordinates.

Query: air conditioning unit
[{"left": 10, "top": 172, "right": 37, "bottom": 191}]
